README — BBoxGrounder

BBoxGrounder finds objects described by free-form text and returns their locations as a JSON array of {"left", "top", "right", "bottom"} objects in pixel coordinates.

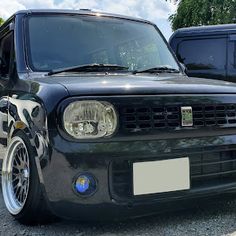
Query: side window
[
  {"left": 227, "top": 35, "right": 236, "bottom": 78},
  {"left": 177, "top": 38, "right": 226, "bottom": 71},
  {"left": 0, "top": 33, "right": 14, "bottom": 78}
]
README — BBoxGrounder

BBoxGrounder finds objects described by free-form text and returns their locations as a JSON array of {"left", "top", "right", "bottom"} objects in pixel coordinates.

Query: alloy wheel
[{"left": 2, "top": 137, "right": 30, "bottom": 215}]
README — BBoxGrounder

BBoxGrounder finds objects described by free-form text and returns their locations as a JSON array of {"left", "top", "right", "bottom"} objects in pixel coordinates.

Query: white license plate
[{"left": 133, "top": 157, "right": 190, "bottom": 196}]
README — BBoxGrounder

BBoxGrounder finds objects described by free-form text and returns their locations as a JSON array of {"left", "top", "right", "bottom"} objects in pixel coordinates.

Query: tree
[
  {"left": 0, "top": 18, "right": 4, "bottom": 26},
  {"left": 169, "top": 0, "right": 236, "bottom": 30}
]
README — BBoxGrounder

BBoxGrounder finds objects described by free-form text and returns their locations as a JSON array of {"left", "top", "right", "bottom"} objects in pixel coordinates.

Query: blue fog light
[{"left": 74, "top": 174, "right": 96, "bottom": 196}]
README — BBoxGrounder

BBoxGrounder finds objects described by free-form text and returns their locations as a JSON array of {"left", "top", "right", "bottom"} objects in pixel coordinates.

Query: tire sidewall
[{"left": 2, "top": 131, "right": 42, "bottom": 222}]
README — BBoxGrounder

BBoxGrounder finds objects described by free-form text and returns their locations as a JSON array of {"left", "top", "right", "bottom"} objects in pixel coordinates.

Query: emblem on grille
[{"left": 181, "top": 106, "right": 193, "bottom": 127}]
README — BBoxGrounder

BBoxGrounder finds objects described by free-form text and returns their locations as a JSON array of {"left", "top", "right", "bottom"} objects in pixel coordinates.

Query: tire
[{"left": 2, "top": 131, "right": 53, "bottom": 225}]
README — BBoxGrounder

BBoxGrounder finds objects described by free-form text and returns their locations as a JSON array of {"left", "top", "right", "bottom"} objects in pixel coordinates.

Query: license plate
[{"left": 133, "top": 157, "right": 190, "bottom": 196}]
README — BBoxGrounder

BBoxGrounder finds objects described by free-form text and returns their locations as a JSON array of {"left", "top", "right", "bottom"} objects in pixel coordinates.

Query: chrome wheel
[{"left": 2, "top": 137, "right": 30, "bottom": 215}]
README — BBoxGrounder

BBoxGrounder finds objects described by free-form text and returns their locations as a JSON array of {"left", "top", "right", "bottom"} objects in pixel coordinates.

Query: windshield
[{"left": 27, "top": 14, "right": 180, "bottom": 73}]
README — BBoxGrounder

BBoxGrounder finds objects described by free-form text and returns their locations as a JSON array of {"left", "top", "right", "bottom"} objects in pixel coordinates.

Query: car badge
[{"left": 181, "top": 106, "right": 193, "bottom": 127}]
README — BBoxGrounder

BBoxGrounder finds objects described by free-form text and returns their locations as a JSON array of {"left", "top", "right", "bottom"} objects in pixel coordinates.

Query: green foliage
[
  {"left": 0, "top": 18, "right": 4, "bottom": 26},
  {"left": 169, "top": 0, "right": 236, "bottom": 30}
]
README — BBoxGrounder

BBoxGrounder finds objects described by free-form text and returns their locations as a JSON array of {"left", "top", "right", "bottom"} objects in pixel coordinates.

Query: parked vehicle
[
  {"left": 2, "top": 10, "right": 236, "bottom": 225},
  {"left": 169, "top": 24, "right": 236, "bottom": 82}
]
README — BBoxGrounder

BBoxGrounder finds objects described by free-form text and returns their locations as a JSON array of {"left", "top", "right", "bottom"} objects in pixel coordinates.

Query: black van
[{"left": 169, "top": 24, "right": 236, "bottom": 82}]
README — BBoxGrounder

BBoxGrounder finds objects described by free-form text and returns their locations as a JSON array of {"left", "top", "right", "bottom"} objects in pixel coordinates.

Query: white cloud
[
  {"left": 0, "top": 1, "right": 25, "bottom": 19},
  {"left": 20, "top": 0, "right": 55, "bottom": 8},
  {"left": 60, "top": 0, "right": 176, "bottom": 20},
  {"left": 0, "top": 0, "right": 177, "bottom": 38},
  {"left": 0, "top": 0, "right": 176, "bottom": 20}
]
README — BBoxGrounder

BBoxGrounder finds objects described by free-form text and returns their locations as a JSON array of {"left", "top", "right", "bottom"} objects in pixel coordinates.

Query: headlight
[{"left": 63, "top": 100, "right": 117, "bottom": 139}]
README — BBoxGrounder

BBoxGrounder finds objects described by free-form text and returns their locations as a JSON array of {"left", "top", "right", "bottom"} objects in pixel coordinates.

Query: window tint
[
  {"left": 0, "top": 33, "right": 13, "bottom": 78},
  {"left": 177, "top": 38, "right": 226, "bottom": 70}
]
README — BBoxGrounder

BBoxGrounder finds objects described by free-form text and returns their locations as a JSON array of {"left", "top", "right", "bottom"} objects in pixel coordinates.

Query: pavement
[
  {"left": 2, "top": 148, "right": 236, "bottom": 235},
  {"left": 1, "top": 188, "right": 236, "bottom": 235}
]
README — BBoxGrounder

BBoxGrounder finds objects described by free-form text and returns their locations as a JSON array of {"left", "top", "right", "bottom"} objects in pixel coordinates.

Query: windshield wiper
[
  {"left": 133, "top": 66, "right": 180, "bottom": 74},
  {"left": 48, "top": 63, "right": 129, "bottom": 75}
]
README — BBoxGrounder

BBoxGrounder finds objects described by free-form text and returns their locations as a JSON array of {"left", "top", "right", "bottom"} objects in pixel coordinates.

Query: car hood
[{"left": 33, "top": 73, "right": 236, "bottom": 96}]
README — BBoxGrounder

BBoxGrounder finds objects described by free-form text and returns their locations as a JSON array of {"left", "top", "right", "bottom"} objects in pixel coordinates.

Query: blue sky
[{"left": 0, "top": 0, "right": 177, "bottom": 39}]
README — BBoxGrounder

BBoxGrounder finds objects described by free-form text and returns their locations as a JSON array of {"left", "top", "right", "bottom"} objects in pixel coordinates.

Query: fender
[{"left": 7, "top": 94, "right": 49, "bottom": 183}]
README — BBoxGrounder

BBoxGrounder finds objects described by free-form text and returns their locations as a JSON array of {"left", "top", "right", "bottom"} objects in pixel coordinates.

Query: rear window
[{"left": 177, "top": 38, "right": 226, "bottom": 70}]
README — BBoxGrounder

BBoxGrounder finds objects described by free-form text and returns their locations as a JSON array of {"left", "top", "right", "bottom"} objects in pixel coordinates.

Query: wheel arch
[{"left": 7, "top": 95, "right": 50, "bottom": 190}]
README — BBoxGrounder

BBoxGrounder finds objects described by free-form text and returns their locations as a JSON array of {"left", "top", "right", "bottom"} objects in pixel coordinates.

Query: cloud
[
  {"left": 0, "top": 1, "right": 25, "bottom": 19},
  {"left": 0, "top": 0, "right": 176, "bottom": 20},
  {"left": 0, "top": 0, "right": 177, "bottom": 38},
  {"left": 57, "top": 0, "right": 176, "bottom": 21}
]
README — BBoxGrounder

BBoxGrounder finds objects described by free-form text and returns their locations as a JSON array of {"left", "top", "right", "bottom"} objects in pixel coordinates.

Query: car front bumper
[{"left": 39, "top": 132, "right": 236, "bottom": 220}]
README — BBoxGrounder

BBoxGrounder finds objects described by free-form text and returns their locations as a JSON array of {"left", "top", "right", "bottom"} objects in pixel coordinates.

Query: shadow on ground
[{"left": 1, "top": 192, "right": 236, "bottom": 236}]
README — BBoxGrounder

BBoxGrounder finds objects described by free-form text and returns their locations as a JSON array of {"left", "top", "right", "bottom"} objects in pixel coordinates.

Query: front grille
[
  {"left": 121, "top": 104, "right": 236, "bottom": 132},
  {"left": 111, "top": 151, "right": 236, "bottom": 200},
  {"left": 193, "top": 104, "right": 236, "bottom": 127}
]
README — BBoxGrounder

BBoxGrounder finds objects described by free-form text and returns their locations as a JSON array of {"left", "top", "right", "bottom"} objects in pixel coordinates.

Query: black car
[
  {"left": 2, "top": 9, "right": 236, "bottom": 225},
  {"left": 169, "top": 24, "right": 236, "bottom": 82}
]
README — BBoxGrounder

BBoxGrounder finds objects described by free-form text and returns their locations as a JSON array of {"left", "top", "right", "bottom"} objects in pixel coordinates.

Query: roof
[
  {"left": 11, "top": 9, "right": 151, "bottom": 24},
  {"left": 170, "top": 24, "right": 236, "bottom": 39}
]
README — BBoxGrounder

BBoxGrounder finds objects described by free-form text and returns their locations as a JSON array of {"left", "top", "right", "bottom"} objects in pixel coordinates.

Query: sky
[{"left": 0, "top": 0, "right": 177, "bottom": 39}]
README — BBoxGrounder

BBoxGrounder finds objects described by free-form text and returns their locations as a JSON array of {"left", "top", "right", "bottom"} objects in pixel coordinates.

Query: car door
[{"left": 227, "top": 34, "right": 236, "bottom": 83}]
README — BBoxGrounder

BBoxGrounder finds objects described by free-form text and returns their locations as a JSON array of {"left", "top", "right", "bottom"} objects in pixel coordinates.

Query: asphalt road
[
  {"left": 1, "top": 189, "right": 236, "bottom": 236},
  {"left": 2, "top": 151, "right": 236, "bottom": 236}
]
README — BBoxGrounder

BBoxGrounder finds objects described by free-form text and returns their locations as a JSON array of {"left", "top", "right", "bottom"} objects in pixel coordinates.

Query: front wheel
[{"left": 2, "top": 131, "right": 52, "bottom": 224}]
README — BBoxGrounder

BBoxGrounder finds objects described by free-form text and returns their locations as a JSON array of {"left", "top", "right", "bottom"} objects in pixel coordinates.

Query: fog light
[{"left": 74, "top": 174, "right": 97, "bottom": 196}]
